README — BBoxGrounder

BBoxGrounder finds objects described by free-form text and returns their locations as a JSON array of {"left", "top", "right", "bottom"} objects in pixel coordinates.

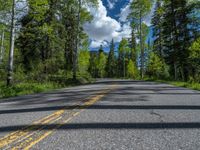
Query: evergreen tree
[
  {"left": 130, "top": 29, "right": 137, "bottom": 67},
  {"left": 97, "top": 47, "right": 106, "bottom": 78},
  {"left": 89, "top": 51, "right": 98, "bottom": 78},
  {"left": 161, "top": 0, "right": 192, "bottom": 81},
  {"left": 152, "top": 0, "right": 164, "bottom": 57},
  {"left": 106, "top": 39, "right": 116, "bottom": 77}
]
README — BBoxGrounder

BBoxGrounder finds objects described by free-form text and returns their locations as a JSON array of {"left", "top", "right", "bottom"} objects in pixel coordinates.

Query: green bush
[{"left": 0, "top": 82, "right": 59, "bottom": 98}]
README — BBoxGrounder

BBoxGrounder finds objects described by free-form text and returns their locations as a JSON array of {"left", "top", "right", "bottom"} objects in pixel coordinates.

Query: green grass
[
  {"left": 0, "top": 75, "right": 94, "bottom": 99},
  {"left": 166, "top": 81, "right": 200, "bottom": 91},
  {"left": 146, "top": 78, "right": 200, "bottom": 91},
  {"left": 0, "top": 82, "right": 61, "bottom": 99}
]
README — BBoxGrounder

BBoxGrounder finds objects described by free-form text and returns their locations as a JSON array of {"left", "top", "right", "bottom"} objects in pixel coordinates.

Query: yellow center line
[
  {"left": 0, "top": 85, "right": 118, "bottom": 150},
  {"left": 0, "top": 109, "right": 65, "bottom": 148},
  {"left": 21, "top": 89, "right": 117, "bottom": 150},
  {"left": 0, "top": 94, "right": 97, "bottom": 148}
]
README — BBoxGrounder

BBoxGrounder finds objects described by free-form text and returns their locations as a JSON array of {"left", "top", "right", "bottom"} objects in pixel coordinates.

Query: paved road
[{"left": 1, "top": 79, "right": 200, "bottom": 150}]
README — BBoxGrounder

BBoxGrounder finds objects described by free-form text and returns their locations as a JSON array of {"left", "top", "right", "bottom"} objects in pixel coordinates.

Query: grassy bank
[
  {"left": 0, "top": 82, "right": 61, "bottom": 99},
  {"left": 0, "top": 77, "right": 94, "bottom": 99},
  {"left": 146, "top": 78, "right": 200, "bottom": 91},
  {"left": 165, "top": 81, "right": 200, "bottom": 91}
]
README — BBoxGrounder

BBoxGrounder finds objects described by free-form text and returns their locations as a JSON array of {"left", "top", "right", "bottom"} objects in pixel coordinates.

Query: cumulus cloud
[{"left": 84, "top": 0, "right": 131, "bottom": 48}]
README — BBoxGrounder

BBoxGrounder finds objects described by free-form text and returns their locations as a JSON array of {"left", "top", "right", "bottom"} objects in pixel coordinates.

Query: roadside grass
[
  {"left": 165, "top": 81, "right": 200, "bottom": 91},
  {"left": 0, "top": 82, "right": 61, "bottom": 99},
  {"left": 145, "top": 78, "right": 200, "bottom": 91},
  {"left": 0, "top": 76, "right": 94, "bottom": 99}
]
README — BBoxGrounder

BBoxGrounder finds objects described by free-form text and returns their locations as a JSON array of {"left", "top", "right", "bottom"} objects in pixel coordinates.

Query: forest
[{"left": 0, "top": 0, "right": 200, "bottom": 98}]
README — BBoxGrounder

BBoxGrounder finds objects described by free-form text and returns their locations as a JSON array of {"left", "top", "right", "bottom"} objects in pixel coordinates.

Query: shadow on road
[
  {"left": 1, "top": 122, "right": 200, "bottom": 132},
  {"left": 1, "top": 105, "right": 200, "bottom": 115}
]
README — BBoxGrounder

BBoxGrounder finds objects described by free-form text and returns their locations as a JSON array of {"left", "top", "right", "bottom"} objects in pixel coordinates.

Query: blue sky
[{"left": 84, "top": 0, "right": 154, "bottom": 52}]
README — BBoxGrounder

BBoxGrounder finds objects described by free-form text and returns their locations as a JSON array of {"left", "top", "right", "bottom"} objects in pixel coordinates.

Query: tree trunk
[
  {"left": 174, "top": 62, "right": 177, "bottom": 80},
  {"left": 123, "top": 53, "right": 125, "bottom": 78},
  {"left": 140, "top": 11, "right": 144, "bottom": 79},
  {"left": 73, "top": 0, "right": 81, "bottom": 80},
  {"left": 171, "top": 0, "right": 179, "bottom": 81},
  {"left": 7, "top": 0, "right": 16, "bottom": 86},
  {"left": 159, "top": 25, "right": 162, "bottom": 57},
  {"left": 0, "top": 30, "right": 5, "bottom": 65}
]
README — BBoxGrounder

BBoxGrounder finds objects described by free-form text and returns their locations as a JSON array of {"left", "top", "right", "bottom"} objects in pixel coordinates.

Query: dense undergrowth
[{"left": 0, "top": 75, "right": 93, "bottom": 99}]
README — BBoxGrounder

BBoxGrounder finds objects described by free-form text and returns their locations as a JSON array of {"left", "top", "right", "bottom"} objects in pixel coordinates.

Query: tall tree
[
  {"left": 118, "top": 38, "right": 130, "bottom": 78},
  {"left": 161, "top": 0, "right": 192, "bottom": 81},
  {"left": 7, "top": 0, "right": 16, "bottom": 86},
  {"left": 106, "top": 39, "right": 116, "bottom": 77},
  {"left": 60, "top": 0, "right": 97, "bottom": 79},
  {"left": 130, "top": 27, "right": 137, "bottom": 67},
  {"left": 97, "top": 47, "right": 106, "bottom": 78},
  {"left": 129, "top": 0, "right": 152, "bottom": 79},
  {"left": 78, "top": 40, "right": 90, "bottom": 75},
  {"left": 152, "top": 0, "right": 164, "bottom": 57},
  {"left": 0, "top": 29, "right": 5, "bottom": 65},
  {"left": 73, "top": 0, "right": 98, "bottom": 80}
]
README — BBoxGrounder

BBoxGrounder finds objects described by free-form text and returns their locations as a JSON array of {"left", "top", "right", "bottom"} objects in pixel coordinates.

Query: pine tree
[
  {"left": 161, "top": 0, "right": 192, "bottom": 81},
  {"left": 130, "top": 29, "right": 137, "bottom": 66},
  {"left": 97, "top": 47, "right": 106, "bottom": 78},
  {"left": 106, "top": 39, "right": 116, "bottom": 77},
  {"left": 152, "top": 0, "right": 164, "bottom": 57}
]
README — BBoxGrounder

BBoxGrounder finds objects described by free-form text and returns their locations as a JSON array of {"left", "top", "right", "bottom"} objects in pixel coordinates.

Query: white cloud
[
  {"left": 107, "top": 0, "right": 114, "bottom": 9},
  {"left": 118, "top": 1, "right": 132, "bottom": 22},
  {"left": 106, "top": 0, "right": 118, "bottom": 10},
  {"left": 84, "top": 0, "right": 132, "bottom": 48},
  {"left": 90, "top": 40, "right": 108, "bottom": 48}
]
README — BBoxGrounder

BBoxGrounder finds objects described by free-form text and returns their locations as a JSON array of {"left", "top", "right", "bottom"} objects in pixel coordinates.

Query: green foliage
[
  {"left": 0, "top": 82, "right": 60, "bottom": 98},
  {"left": 97, "top": 52, "right": 107, "bottom": 78},
  {"left": 188, "top": 38, "right": 200, "bottom": 82},
  {"left": 118, "top": 38, "right": 130, "bottom": 78},
  {"left": 0, "top": 0, "right": 199, "bottom": 99},
  {"left": 89, "top": 52, "right": 98, "bottom": 78},
  {"left": 127, "top": 60, "right": 139, "bottom": 79},
  {"left": 147, "top": 52, "right": 169, "bottom": 79},
  {"left": 129, "top": 0, "right": 152, "bottom": 19},
  {"left": 145, "top": 79, "right": 200, "bottom": 91},
  {"left": 189, "top": 38, "right": 200, "bottom": 59},
  {"left": 165, "top": 81, "right": 200, "bottom": 91},
  {"left": 106, "top": 39, "right": 116, "bottom": 77},
  {"left": 129, "top": 0, "right": 152, "bottom": 78},
  {"left": 78, "top": 49, "right": 90, "bottom": 75},
  {"left": 151, "top": 0, "right": 200, "bottom": 81}
]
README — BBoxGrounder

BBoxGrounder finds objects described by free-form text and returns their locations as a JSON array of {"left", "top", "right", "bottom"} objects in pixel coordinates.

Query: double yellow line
[{"left": 0, "top": 85, "right": 117, "bottom": 150}]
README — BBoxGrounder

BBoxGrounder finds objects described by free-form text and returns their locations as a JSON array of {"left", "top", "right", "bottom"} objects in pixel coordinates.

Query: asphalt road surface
[{"left": 1, "top": 79, "right": 200, "bottom": 150}]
